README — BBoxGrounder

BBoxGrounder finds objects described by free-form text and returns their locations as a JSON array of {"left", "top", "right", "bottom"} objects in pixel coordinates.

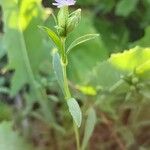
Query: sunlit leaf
[
  {"left": 136, "top": 60, "right": 150, "bottom": 79},
  {"left": 110, "top": 47, "right": 150, "bottom": 73},
  {"left": 77, "top": 85, "right": 97, "bottom": 96},
  {"left": 89, "top": 47, "right": 150, "bottom": 89},
  {"left": 0, "top": 0, "right": 51, "bottom": 95}
]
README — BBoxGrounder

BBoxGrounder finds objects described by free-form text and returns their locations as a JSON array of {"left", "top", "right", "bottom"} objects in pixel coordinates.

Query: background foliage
[{"left": 0, "top": 0, "right": 150, "bottom": 150}]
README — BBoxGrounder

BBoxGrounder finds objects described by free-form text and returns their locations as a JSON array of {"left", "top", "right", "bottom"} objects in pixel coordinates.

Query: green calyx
[
  {"left": 57, "top": 6, "right": 69, "bottom": 37},
  {"left": 67, "top": 9, "right": 81, "bottom": 33},
  {"left": 57, "top": 7, "right": 81, "bottom": 37}
]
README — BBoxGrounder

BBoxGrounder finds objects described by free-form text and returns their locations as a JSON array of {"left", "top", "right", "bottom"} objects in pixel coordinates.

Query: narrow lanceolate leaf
[
  {"left": 67, "top": 34, "right": 99, "bottom": 54},
  {"left": 39, "top": 26, "right": 62, "bottom": 52},
  {"left": 67, "top": 98, "right": 82, "bottom": 127},
  {"left": 52, "top": 51, "right": 64, "bottom": 94},
  {"left": 81, "top": 107, "right": 97, "bottom": 150}
]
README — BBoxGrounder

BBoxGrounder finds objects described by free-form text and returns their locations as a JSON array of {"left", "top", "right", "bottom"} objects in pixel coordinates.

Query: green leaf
[
  {"left": 52, "top": 50, "right": 64, "bottom": 94},
  {"left": 67, "top": 13, "right": 108, "bottom": 84},
  {"left": 0, "top": 0, "right": 56, "bottom": 125},
  {"left": 0, "top": 0, "right": 52, "bottom": 95},
  {"left": 67, "top": 98, "right": 82, "bottom": 127},
  {"left": 0, "top": 121, "right": 33, "bottom": 150},
  {"left": 89, "top": 47, "right": 150, "bottom": 89},
  {"left": 136, "top": 60, "right": 150, "bottom": 79},
  {"left": 39, "top": 26, "right": 63, "bottom": 52},
  {"left": 81, "top": 107, "right": 96, "bottom": 150},
  {"left": 88, "top": 61, "right": 122, "bottom": 89},
  {"left": 115, "top": 0, "right": 139, "bottom": 17},
  {"left": 109, "top": 47, "right": 150, "bottom": 73},
  {"left": 67, "top": 34, "right": 99, "bottom": 54}
]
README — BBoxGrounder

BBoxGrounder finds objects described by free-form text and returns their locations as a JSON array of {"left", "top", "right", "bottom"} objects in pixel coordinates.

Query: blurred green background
[{"left": 0, "top": 0, "right": 150, "bottom": 150}]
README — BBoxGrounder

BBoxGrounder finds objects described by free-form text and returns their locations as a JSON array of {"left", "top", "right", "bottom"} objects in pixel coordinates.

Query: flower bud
[
  {"left": 66, "top": 9, "right": 81, "bottom": 34},
  {"left": 57, "top": 6, "right": 69, "bottom": 37}
]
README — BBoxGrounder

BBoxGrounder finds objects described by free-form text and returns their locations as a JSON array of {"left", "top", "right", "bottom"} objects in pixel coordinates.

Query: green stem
[
  {"left": 61, "top": 37, "right": 67, "bottom": 64},
  {"left": 63, "top": 64, "right": 80, "bottom": 150},
  {"left": 63, "top": 64, "right": 71, "bottom": 99},
  {"left": 61, "top": 37, "right": 80, "bottom": 150},
  {"left": 74, "top": 122, "right": 80, "bottom": 150}
]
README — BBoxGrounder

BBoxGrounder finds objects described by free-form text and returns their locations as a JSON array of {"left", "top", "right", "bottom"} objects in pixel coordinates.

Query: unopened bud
[
  {"left": 57, "top": 6, "right": 69, "bottom": 36},
  {"left": 66, "top": 9, "right": 81, "bottom": 34}
]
